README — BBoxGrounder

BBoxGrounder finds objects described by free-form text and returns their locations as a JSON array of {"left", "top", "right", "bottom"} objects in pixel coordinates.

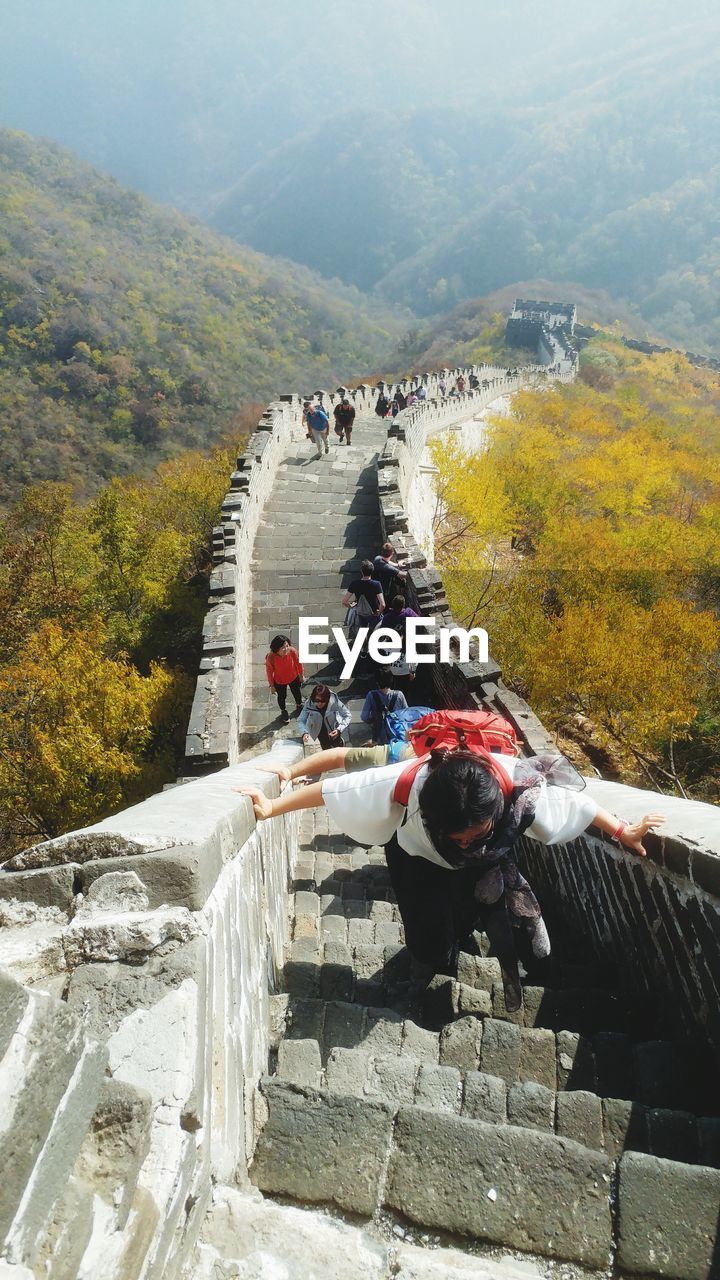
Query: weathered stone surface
[
  {"left": 277, "top": 1038, "right": 322, "bottom": 1089},
  {"left": 75, "top": 870, "right": 150, "bottom": 916},
  {"left": 518, "top": 1028, "right": 556, "bottom": 1090},
  {"left": 325, "top": 1047, "right": 370, "bottom": 1097},
  {"left": 78, "top": 844, "right": 224, "bottom": 912},
  {"left": 0, "top": 967, "right": 29, "bottom": 1061},
  {"left": 197, "top": 1186, "right": 389, "bottom": 1280},
  {"left": 369, "top": 1056, "right": 418, "bottom": 1106},
  {"left": 618, "top": 1151, "right": 720, "bottom": 1279},
  {"left": 507, "top": 1082, "right": 554, "bottom": 1132},
  {"left": 394, "top": 1241, "right": 544, "bottom": 1280},
  {"left": 0, "top": 865, "right": 79, "bottom": 912},
  {"left": 401, "top": 1020, "right": 439, "bottom": 1063},
  {"left": 414, "top": 1065, "right": 461, "bottom": 1113},
  {"left": 34, "top": 1174, "right": 94, "bottom": 1280},
  {"left": 74, "top": 1079, "right": 153, "bottom": 1230},
  {"left": 480, "top": 1019, "right": 520, "bottom": 1083},
  {"left": 385, "top": 1108, "right": 613, "bottom": 1266},
  {"left": 556, "top": 1091, "right": 604, "bottom": 1151},
  {"left": 457, "top": 984, "right": 492, "bottom": 1018},
  {"left": 3, "top": 831, "right": 175, "bottom": 871},
  {"left": 0, "top": 989, "right": 101, "bottom": 1242},
  {"left": 462, "top": 1071, "right": 507, "bottom": 1123},
  {"left": 251, "top": 1079, "right": 394, "bottom": 1215},
  {"left": 63, "top": 906, "right": 198, "bottom": 967},
  {"left": 439, "top": 1016, "right": 481, "bottom": 1071},
  {"left": 66, "top": 936, "right": 204, "bottom": 1038},
  {"left": 602, "top": 1098, "right": 650, "bottom": 1160}
]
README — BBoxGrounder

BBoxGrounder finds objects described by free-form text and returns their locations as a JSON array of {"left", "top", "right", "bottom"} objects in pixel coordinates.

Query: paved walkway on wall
[{"left": 239, "top": 409, "right": 390, "bottom": 756}]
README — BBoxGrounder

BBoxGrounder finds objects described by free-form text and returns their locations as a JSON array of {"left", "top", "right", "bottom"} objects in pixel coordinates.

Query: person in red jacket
[{"left": 266, "top": 634, "right": 304, "bottom": 721}]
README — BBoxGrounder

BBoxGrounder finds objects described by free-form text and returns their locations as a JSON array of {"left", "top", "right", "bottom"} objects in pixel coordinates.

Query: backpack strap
[{"left": 392, "top": 747, "right": 514, "bottom": 809}]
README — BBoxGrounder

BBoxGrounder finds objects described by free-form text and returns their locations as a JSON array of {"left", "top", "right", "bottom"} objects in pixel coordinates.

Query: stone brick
[
  {"left": 602, "top": 1098, "right": 650, "bottom": 1160},
  {"left": 325, "top": 1047, "right": 371, "bottom": 1098},
  {"left": 278, "top": 1039, "right": 322, "bottom": 1089},
  {"left": 74, "top": 1079, "right": 153, "bottom": 1230},
  {"left": 440, "top": 1017, "right": 482, "bottom": 1072},
  {"left": 462, "top": 1072, "right": 507, "bottom": 1124},
  {"left": 457, "top": 984, "right": 492, "bottom": 1019},
  {"left": 414, "top": 1065, "right": 461, "bottom": 1114},
  {"left": 556, "top": 1091, "right": 604, "bottom": 1151},
  {"left": 0, "top": 865, "right": 78, "bottom": 913},
  {"left": 507, "top": 1082, "right": 554, "bottom": 1132},
  {"left": 0, "top": 968, "right": 29, "bottom": 1061},
  {"left": 363, "top": 1008, "right": 403, "bottom": 1056},
  {"left": 480, "top": 1019, "right": 520, "bottom": 1084},
  {"left": 287, "top": 998, "right": 326, "bottom": 1046},
  {"left": 252, "top": 1079, "right": 393, "bottom": 1216},
  {"left": 385, "top": 1108, "right": 613, "bottom": 1267},
  {"left": 618, "top": 1152, "right": 720, "bottom": 1279},
  {"left": 518, "top": 1028, "right": 556, "bottom": 1090},
  {"left": 283, "top": 939, "right": 320, "bottom": 998},
  {"left": 369, "top": 1056, "right": 418, "bottom": 1106},
  {"left": 456, "top": 954, "right": 500, "bottom": 992},
  {"left": 322, "top": 1001, "right": 365, "bottom": 1060},
  {"left": 401, "top": 1020, "right": 440, "bottom": 1064},
  {"left": 556, "top": 1031, "right": 596, "bottom": 1092}
]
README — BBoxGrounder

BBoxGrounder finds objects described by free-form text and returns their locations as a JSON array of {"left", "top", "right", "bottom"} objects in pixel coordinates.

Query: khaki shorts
[{"left": 345, "top": 744, "right": 414, "bottom": 771}]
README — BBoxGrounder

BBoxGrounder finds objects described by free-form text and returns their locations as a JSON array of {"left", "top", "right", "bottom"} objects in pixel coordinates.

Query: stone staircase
[{"left": 243, "top": 808, "right": 720, "bottom": 1275}]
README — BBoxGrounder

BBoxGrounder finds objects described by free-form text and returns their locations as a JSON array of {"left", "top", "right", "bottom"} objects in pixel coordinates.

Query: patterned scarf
[{"left": 445, "top": 753, "right": 585, "bottom": 1012}]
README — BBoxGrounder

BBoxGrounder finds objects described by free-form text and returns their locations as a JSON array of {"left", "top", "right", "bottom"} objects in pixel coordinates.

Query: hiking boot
[
  {"left": 324, "top": 443, "right": 329, "bottom": 453},
  {"left": 280, "top": 709, "right": 290, "bottom": 723}
]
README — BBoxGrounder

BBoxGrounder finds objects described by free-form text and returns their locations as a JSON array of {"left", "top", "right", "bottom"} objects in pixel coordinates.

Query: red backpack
[{"left": 392, "top": 709, "right": 519, "bottom": 807}]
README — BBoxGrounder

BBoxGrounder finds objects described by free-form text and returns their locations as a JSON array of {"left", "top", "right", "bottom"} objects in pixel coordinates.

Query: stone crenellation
[{"left": 0, "top": 302, "right": 718, "bottom": 1280}]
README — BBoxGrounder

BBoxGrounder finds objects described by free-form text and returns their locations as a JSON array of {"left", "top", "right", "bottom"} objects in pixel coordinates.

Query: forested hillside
[
  {"left": 212, "top": 24, "right": 720, "bottom": 353},
  {"left": 0, "top": 130, "right": 403, "bottom": 505},
  {"left": 432, "top": 336, "right": 720, "bottom": 800}
]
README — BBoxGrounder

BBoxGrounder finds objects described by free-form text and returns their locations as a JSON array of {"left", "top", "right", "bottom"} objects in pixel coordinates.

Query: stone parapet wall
[{"left": 0, "top": 743, "right": 302, "bottom": 1278}]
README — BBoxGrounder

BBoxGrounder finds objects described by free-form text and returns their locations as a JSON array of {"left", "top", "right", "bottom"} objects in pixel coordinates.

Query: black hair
[
  {"left": 270, "top": 634, "right": 291, "bottom": 653},
  {"left": 374, "top": 673, "right": 393, "bottom": 690},
  {"left": 361, "top": 559, "right": 374, "bottom": 576},
  {"left": 311, "top": 683, "right": 331, "bottom": 703},
  {"left": 391, "top": 593, "right": 406, "bottom": 610},
  {"left": 418, "top": 752, "right": 505, "bottom": 868}
]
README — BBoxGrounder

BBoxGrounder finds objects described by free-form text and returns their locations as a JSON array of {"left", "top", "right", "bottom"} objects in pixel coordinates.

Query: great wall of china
[{"left": 0, "top": 305, "right": 719, "bottom": 1280}]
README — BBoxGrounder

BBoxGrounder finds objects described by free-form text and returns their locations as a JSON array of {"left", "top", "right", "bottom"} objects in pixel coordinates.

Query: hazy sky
[{"left": 1, "top": 0, "right": 717, "bottom": 207}]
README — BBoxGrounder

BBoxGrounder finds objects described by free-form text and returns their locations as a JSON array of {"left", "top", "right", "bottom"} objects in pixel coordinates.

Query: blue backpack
[{"left": 383, "top": 703, "right": 434, "bottom": 745}]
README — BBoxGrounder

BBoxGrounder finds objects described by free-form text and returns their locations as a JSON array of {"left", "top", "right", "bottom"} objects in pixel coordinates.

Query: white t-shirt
[{"left": 322, "top": 756, "right": 598, "bottom": 869}]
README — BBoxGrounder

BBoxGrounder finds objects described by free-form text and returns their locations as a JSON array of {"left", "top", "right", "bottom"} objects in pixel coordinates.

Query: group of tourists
[
  {"left": 303, "top": 396, "right": 356, "bottom": 457},
  {"left": 253, "top": 518, "right": 666, "bottom": 1010}
]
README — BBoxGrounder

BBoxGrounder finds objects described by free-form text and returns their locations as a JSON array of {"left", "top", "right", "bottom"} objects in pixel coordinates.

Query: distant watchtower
[{"left": 506, "top": 299, "right": 578, "bottom": 368}]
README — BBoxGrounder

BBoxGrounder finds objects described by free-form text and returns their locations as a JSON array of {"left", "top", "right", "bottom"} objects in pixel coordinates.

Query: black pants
[
  {"left": 318, "top": 724, "right": 345, "bottom": 750},
  {"left": 384, "top": 833, "right": 519, "bottom": 975},
  {"left": 276, "top": 678, "right": 302, "bottom": 712}
]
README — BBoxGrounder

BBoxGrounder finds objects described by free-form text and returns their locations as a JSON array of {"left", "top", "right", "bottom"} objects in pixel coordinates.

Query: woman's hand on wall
[
  {"left": 619, "top": 813, "right": 666, "bottom": 857},
  {"left": 235, "top": 785, "right": 274, "bottom": 820},
  {"left": 260, "top": 763, "right": 292, "bottom": 786}
]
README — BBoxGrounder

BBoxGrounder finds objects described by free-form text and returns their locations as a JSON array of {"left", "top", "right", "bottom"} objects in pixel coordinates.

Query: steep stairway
[{"left": 245, "top": 808, "right": 720, "bottom": 1273}]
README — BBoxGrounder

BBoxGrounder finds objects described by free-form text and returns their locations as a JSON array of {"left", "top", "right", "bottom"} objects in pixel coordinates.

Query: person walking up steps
[
  {"left": 361, "top": 675, "right": 408, "bottom": 745},
  {"left": 305, "top": 400, "right": 330, "bottom": 457},
  {"left": 266, "top": 634, "right": 304, "bottom": 722},
  {"left": 333, "top": 395, "right": 356, "bottom": 445}
]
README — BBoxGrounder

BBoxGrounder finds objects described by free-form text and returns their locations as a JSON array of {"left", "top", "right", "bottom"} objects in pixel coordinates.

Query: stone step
[
  {"left": 272, "top": 995, "right": 439, "bottom": 1066},
  {"left": 277, "top": 965, "right": 713, "bottom": 1116},
  {"left": 250, "top": 1077, "right": 614, "bottom": 1269},
  {"left": 271, "top": 1039, "right": 720, "bottom": 1170}
]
